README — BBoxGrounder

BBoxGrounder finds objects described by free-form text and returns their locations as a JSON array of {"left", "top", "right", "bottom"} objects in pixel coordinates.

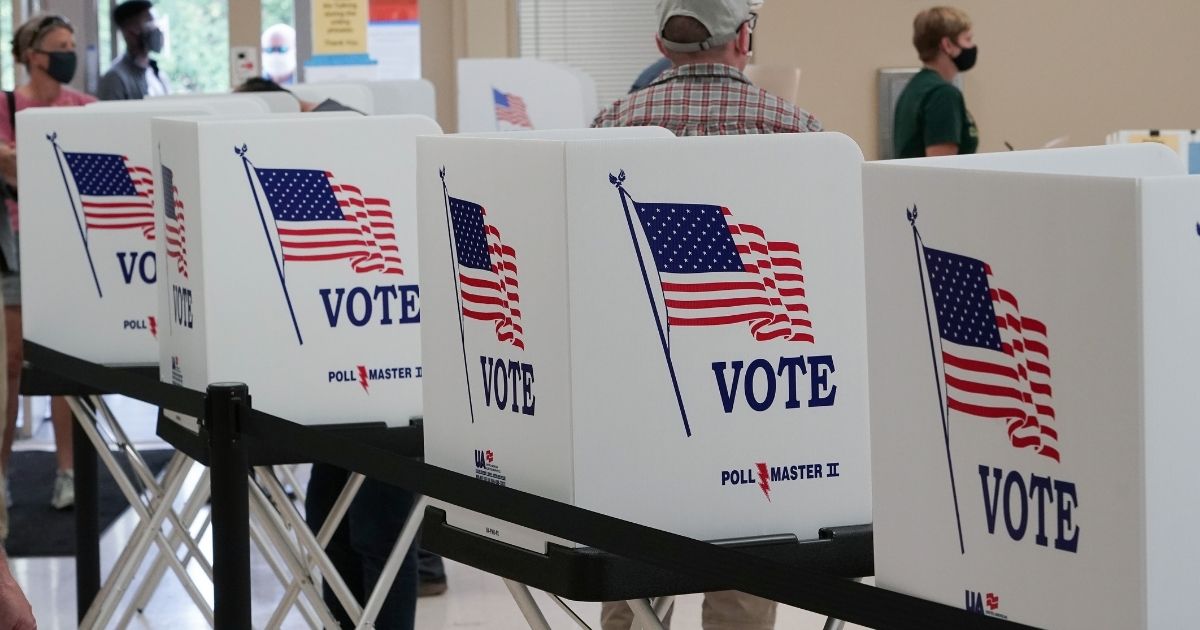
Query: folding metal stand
[
  {"left": 161, "top": 386, "right": 428, "bottom": 629},
  {"left": 67, "top": 395, "right": 214, "bottom": 629},
  {"left": 422, "top": 506, "right": 873, "bottom": 630},
  {"left": 16, "top": 362, "right": 212, "bottom": 628}
]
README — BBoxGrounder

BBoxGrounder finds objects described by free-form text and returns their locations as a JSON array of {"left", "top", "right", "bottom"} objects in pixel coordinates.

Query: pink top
[
  {"left": 0, "top": 85, "right": 96, "bottom": 143},
  {"left": 0, "top": 86, "right": 96, "bottom": 230}
]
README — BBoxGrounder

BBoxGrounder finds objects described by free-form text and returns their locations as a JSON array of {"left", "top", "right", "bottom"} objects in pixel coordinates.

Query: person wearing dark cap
[
  {"left": 592, "top": 0, "right": 818, "bottom": 136},
  {"left": 98, "top": 0, "right": 170, "bottom": 100}
]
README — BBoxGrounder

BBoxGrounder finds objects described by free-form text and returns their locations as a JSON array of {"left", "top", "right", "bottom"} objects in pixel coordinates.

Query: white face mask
[{"left": 262, "top": 49, "right": 295, "bottom": 80}]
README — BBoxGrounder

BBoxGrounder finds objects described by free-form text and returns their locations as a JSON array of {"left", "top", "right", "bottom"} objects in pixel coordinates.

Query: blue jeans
[{"left": 306, "top": 463, "right": 419, "bottom": 630}]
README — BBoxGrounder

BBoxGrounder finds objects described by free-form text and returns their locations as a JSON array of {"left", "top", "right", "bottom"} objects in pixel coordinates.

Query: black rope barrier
[{"left": 24, "top": 341, "right": 1040, "bottom": 630}]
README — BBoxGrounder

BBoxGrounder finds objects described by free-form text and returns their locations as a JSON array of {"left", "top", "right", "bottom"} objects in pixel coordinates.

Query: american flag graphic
[
  {"left": 633, "top": 201, "right": 813, "bottom": 343},
  {"left": 493, "top": 88, "right": 533, "bottom": 129},
  {"left": 63, "top": 151, "right": 155, "bottom": 239},
  {"left": 255, "top": 167, "right": 403, "bottom": 274},
  {"left": 925, "top": 247, "right": 1059, "bottom": 462},
  {"left": 161, "top": 165, "right": 188, "bottom": 277},
  {"left": 448, "top": 196, "right": 523, "bottom": 349}
]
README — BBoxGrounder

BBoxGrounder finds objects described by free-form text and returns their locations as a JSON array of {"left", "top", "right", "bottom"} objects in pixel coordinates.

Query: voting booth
[
  {"left": 146, "top": 91, "right": 303, "bottom": 113},
  {"left": 151, "top": 114, "right": 439, "bottom": 426},
  {"left": 1108, "top": 129, "right": 1200, "bottom": 174},
  {"left": 862, "top": 145, "right": 1200, "bottom": 629},
  {"left": 17, "top": 100, "right": 266, "bottom": 364},
  {"left": 289, "top": 82, "right": 377, "bottom": 114},
  {"left": 457, "top": 58, "right": 597, "bottom": 133},
  {"left": 289, "top": 79, "right": 437, "bottom": 117},
  {"left": 417, "top": 130, "right": 872, "bottom": 551}
]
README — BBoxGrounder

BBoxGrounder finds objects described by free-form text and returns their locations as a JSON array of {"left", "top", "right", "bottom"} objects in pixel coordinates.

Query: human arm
[
  {"left": 924, "top": 142, "right": 959, "bottom": 156},
  {"left": 0, "top": 144, "right": 15, "bottom": 190},
  {"left": 0, "top": 548, "right": 35, "bottom": 630}
]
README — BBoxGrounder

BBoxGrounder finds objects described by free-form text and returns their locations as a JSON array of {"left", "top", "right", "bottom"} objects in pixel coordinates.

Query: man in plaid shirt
[
  {"left": 592, "top": 0, "right": 821, "bottom": 136},
  {"left": 599, "top": 3, "right": 794, "bottom": 628}
]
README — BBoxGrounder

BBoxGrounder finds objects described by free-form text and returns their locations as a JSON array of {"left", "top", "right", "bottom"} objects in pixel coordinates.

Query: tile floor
[{"left": 9, "top": 396, "right": 870, "bottom": 629}]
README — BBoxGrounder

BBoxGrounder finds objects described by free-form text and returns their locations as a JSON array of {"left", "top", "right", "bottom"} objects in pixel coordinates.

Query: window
[
  {"left": 518, "top": 0, "right": 660, "bottom": 108},
  {"left": 148, "top": 0, "right": 230, "bottom": 93}
]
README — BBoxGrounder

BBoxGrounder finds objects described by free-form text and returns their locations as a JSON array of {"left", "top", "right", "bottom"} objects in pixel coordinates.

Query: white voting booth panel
[
  {"left": 457, "top": 58, "right": 597, "bottom": 133},
  {"left": 16, "top": 100, "right": 263, "bottom": 364},
  {"left": 289, "top": 83, "right": 376, "bottom": 114},
  {"left": 863, "top": 144, "right": 1200, "bottom": 629},
  {"left": 152, "top": 115, "right": 439, "bottom": 426},
  {"left": 84, "top": 96, "right": 273, "bottom": 115},
  {"left": 1107, "top": 128, "right": 1200, "bottom": 174},
  {"left": 299, "top": 80, "right": 436, "bottom": 117},
  {"left": 418, "top": 130, "right": 872, "bottom": 552},
  {"left": 146, "top": 92, "right": 302, "bottom": 113}
]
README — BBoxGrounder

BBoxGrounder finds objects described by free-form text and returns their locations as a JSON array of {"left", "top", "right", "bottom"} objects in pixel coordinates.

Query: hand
[
  {"left": 0, "top": 144, "right": 15, "bottom": 190},
  {"left": 0, "top": 576, "right": 34, "bottom": 630}
]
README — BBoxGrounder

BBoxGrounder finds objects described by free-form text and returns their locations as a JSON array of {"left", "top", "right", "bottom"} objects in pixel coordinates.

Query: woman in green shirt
[{"left": 893, "top": 6, "right": 979, "bottom": 159}]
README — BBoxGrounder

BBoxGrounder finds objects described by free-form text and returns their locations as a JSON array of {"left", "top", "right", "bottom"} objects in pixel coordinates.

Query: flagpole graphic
[
  {"left": 237, "top": 144, "right": 304, "bottom": 345},
  {"left": 611, "top": 170, "right": 692, "bottom": 438},
  {"left": 48, "top": 133, "right": 102, "bottom": 298},
  {"left": 440, "top": 167, "right": 476, "bottom": 425},
  {"left": 909, "top": 205, "right": 966, "bottom": 555}
]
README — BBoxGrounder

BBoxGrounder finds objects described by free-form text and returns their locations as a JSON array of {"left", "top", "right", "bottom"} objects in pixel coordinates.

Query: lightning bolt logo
[
  {"left": 356, "top": 365, "right": 369, "bottom": 394},
  {"left": 148, "top": 316, "right": 157, "bottom": 338},
  {"left": 755, "top": 462, "right": 771, "bottom": 502}
]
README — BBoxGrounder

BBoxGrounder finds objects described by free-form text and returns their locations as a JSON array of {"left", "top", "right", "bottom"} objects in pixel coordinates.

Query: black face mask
[
  {"left": 141, "top": 27, "right": 164, "bottom": 53},
  {"left": 953, "top": 45, "right": 978, "bottom": 72},
  {"left": 41, "top": 51, "right": 77, "bottom": 84}
]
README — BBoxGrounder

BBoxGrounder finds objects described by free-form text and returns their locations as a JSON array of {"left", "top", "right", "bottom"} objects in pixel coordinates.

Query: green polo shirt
[{"left": 893, "top": 68, "right": 978, "bottom": 159}]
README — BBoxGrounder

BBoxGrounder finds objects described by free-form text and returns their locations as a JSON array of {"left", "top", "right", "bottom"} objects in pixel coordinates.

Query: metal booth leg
[
  {"left": 266, "top": 472, "right": 365, "bottom": 630},
  {"left": 503, "top": 579, "right": 552, "bottom": 630},
  {"left": 71, "top": 400, "right": 100, "bottom": 625},
  {"left": 207, "top": 383, "right": 252, "bottom": 629},
  {"left": 627, "top": 598, "right": 668, "bottom": 630},
  {"left": 356, "top": 495, "right": 429, "bottom": 629}
]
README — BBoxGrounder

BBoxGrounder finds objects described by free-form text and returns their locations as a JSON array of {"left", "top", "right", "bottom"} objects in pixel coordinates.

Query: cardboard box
[
  {"left": 863, "top": 144, "right": 1200, "bottom": 628},
  {"left": 153, "top": 114, "right": 439, "bottom": 425},
  {"left": 417, "top": 130, "right": 871, "bottom": 551},
  {"left": 17, "top": 101, "right": 263, "bottom": 364}
]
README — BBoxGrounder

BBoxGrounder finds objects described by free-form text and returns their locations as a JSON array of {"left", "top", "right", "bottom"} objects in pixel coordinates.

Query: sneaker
[
  {"left": 51, "top": 469, "right": 74, "bottom": 510},
  {"left": 418, "top": 578, "right": 448, "bottom": 598}
]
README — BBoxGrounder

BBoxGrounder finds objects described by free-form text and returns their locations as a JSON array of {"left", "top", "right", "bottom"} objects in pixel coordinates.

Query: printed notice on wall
[{"left": 313, "top": 0, "right": 369, "bottom": 55}]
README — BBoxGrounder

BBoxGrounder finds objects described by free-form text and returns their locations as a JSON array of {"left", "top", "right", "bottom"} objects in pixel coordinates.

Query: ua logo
[
  {"left": 474, "top": 450, "right": 487, "bottom": 468},
  {"left": 965, "top": 590, "right": 984, "bottom": 614}
]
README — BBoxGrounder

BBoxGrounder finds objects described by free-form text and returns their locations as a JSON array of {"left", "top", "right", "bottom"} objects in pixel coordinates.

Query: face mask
[
  {"left": 141, "top": 27, "right": 164, "bottom": 53},
  {"left": 953, "top": 45, "right": 978, "bottom": 72},
  {"left": 42, "top": 51, "right": 77, "bottom": 84}
]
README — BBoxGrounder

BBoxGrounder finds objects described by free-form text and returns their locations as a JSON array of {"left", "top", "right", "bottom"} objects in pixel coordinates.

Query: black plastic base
[{"left": 422, "top": 506, "right": 872, "bottom": 602}]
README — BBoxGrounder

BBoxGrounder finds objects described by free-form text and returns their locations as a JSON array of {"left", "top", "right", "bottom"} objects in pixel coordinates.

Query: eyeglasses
[{"left": 743, "top": 13, "right": 758, "bottom": 32}]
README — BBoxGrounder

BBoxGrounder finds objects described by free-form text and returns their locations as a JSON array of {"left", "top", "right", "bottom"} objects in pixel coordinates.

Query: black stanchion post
[
  {"left": 72, "top": 414, "right": 100, "bottom": 624},
  {"left": 206, "top": 383, "right": 251, "bottom": 629}
]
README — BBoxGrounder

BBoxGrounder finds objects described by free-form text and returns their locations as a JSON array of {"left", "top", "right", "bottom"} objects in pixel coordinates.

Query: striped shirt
[{"left": 592, "top": 63, "right": 822, "bottom": 136}]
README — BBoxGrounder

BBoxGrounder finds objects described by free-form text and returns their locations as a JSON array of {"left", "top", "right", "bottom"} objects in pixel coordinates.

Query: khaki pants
[{"left": 601, "top": 591, "right": 777, "bottom": 630}]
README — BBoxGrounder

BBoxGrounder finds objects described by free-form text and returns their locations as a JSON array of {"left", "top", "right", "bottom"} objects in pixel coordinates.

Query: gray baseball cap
[{"left": 657, "top": 0, "right": 754, "bottom": 52}]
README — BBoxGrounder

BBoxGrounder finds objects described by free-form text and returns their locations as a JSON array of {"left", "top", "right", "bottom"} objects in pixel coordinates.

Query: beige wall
[{"left": 755, "top": 1, "right": 1200, "bottom": 159}]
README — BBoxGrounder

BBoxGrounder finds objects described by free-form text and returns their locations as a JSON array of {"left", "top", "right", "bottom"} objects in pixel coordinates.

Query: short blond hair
[{"left": 912, "top": 6, "right": 971, "bottom": 62}]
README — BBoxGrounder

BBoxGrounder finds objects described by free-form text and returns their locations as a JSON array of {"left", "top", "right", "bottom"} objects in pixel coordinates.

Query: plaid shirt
[{"left": 592, "top": 63, "right": 822, "bottom": 136}]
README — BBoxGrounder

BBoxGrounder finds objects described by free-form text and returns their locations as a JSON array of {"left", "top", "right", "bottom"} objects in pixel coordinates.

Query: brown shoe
[{"left": 418, "top": 579, "right": 448, "bottom": 597}]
